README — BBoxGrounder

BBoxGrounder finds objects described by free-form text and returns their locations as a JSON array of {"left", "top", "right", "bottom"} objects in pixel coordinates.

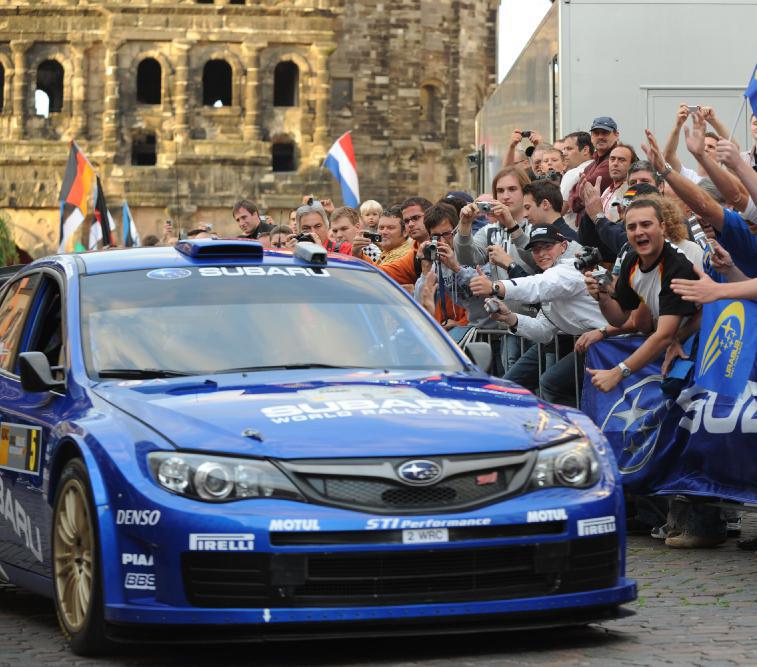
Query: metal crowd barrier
[{"left": 459, "top": 327, "right": 583, "bottom": 408}]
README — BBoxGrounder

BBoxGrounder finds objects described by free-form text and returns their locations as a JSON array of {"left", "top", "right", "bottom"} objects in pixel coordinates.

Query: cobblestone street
[{"left": 2, "top": 514, "right": 756, "bottom": 666}]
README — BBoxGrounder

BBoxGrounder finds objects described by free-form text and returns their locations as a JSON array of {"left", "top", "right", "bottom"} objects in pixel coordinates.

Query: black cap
[
  {"left": 590, "top": 116, "right": 618, "bottom": 132},
  {"left": 525, "top": 224, "right": 567, "bottom": 250},
  {"left": 444, "top": 190, "right": 474, "bottom": 204}
]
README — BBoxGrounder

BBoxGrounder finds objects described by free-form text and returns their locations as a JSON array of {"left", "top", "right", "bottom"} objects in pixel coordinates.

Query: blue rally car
[{"left": 0, "top": 239, "right": 635, "bottom": 654}]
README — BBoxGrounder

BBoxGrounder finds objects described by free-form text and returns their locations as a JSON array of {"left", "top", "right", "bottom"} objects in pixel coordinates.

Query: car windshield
[{"left": 79, "top": 265, "right": 465, "bottom": 378}]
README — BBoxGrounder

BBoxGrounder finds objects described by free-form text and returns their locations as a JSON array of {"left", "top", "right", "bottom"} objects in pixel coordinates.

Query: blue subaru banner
[
  {"left": 582, "top": 336, "right": 757, "bottom": 502},
  {"left": 696, "top": 299, "right": 757, "bottom": 397}
]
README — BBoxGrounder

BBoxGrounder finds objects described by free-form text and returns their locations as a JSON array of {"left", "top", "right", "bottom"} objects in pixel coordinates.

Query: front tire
[{"left": 52, "top": 458, "right": 110, "bottom": 655}]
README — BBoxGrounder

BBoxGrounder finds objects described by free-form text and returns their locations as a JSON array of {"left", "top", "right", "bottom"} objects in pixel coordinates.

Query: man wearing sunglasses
[{"left": 372, "top": 197, "right": 433, "bottom": 290}]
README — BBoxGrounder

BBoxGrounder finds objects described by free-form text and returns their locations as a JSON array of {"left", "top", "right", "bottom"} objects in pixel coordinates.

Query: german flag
[{"left": 58, "top": 141, "right": 96, "bottom": 253}]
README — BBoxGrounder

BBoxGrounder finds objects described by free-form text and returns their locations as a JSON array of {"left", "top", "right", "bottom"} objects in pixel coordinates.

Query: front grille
[
  {"left": 280, "top": 452, "right": 536, "bottom": 514},
  {"left": 182, "top": 535, "right": 618, "bottom": 608}
]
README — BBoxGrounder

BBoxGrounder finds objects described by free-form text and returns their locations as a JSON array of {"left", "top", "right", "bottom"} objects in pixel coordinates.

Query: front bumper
[{"left": 101, "top": 480, "right": 635, "bottom": 630}]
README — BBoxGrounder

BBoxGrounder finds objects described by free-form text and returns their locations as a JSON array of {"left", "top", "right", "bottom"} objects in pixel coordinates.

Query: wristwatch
[
  {"left": 593, "top": 213, "right": 608, "bottom": 224},
  {"left": 658, "top": 163, "right": 673, "bottom": 180},
  {"left": 492, "top": 281, "right": 504, "bottom": 297},
  {"left": 617, "top": 361, "right": 632, "bottom": 378},
  {"left": 599, "top": 326, "right": 608, "bottom": 339},
  {"left": 508, "top": 315, "right": 518, "bottom": 333}
]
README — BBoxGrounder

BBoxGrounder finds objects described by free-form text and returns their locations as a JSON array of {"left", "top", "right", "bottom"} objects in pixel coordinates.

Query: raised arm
[
  {"left": 716, "top": 138, "right": 757, "bottom": 206},
  {"left": 662, "top": 104, "right": 689, "bottom": 173},
  {"left": 643, "top": 128, "right": 725, "bottom": 232},
  {"left": 685, "top": 111, "right": 749, "bottom": 211}
]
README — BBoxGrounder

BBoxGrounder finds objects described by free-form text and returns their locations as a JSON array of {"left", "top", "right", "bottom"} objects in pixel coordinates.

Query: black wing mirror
[
  {"left": 465, "top": 342, "right": 492, "bottom": 373},
  {"left": 19, "top": 352, "right": 66, "bottom": 393}
]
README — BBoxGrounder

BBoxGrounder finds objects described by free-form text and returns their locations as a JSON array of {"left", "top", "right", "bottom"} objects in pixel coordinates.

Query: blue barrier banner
[
  {"left": 696, "top": 299, "right": 757, "bottom": 397},
  {"left": 582, "top": 336, "right": 757, "bottom": 502}
]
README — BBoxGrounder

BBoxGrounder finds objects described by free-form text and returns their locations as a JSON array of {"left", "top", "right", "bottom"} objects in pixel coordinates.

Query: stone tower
[{"left": 0, "top": 0, "right": 498, "bottom": 257}]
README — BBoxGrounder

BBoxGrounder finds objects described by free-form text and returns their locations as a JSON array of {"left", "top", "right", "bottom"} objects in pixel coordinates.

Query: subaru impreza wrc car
[{"left": 0, "top": 239, "right": 635, "bottom": 654}]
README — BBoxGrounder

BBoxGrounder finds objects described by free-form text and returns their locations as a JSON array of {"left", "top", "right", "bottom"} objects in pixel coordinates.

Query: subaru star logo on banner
[
  {"left": 696, "top": 299, "right": 757, "bottom": 398},
  {"left": 582, "top": 337, "right": 757, "bottom": 501}
]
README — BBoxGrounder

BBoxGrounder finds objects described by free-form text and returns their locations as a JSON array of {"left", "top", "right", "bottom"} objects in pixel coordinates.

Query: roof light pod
[
  {"left": 294, "top": 241, "right": 327, "bottom": 265},
  {"left": 175, "top": 239, "right": 264, "bottom": 259}
]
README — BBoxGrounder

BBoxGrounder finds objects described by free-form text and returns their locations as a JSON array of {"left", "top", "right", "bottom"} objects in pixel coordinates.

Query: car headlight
[
  {"left": 527, "top": 438, "right": 600, "bottom": 490},
  {"left": 147, "top": 452, "right": 304, "bottom": 502}
]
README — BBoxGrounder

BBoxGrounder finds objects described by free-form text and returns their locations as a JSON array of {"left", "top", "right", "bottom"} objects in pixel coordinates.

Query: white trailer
[{"left": 472, "top": 0, "right": 757, "bottom": 192}]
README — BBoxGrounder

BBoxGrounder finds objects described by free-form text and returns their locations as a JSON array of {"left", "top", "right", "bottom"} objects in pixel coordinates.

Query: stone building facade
[{"left": 0, "top": 0, "right": 497, "bottom": 257}]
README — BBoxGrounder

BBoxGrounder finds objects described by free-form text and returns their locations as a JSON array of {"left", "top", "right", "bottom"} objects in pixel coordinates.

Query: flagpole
[{"left": 728, "top": 96, "right": 747, "bottom": 144}]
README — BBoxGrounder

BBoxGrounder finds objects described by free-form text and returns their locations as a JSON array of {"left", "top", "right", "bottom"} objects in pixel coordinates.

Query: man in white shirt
[
  {"left": 560, "top": 131, "right": 594, "bottom": 229},
  {"left": 474, "top": 225, "right": 607, "bottom": 406}
]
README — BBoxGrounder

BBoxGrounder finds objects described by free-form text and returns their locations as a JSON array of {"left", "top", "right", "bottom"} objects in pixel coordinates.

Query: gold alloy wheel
[{"left": 54, "top": 477, "right": 94, "bottom": 632}]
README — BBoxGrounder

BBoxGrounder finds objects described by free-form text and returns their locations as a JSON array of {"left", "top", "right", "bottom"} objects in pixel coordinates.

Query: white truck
[{"left": 472, "top": 0, "right": 757, "bottom": 192}]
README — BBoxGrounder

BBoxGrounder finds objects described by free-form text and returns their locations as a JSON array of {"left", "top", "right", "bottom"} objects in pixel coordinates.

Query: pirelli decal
[{"left": 0, "top": 423, "right": 42, "bottom": 475}]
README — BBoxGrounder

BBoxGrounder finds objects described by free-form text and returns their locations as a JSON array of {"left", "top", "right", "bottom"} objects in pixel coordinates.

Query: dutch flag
[{"left": 323, "top": 131, "right": 360, "bottom": 208}]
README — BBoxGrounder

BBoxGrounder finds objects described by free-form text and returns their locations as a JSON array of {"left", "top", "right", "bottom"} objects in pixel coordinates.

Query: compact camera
[
  {"left": 574, "top": 246, "right": 603, "bottom": 272},
  {"left": 306, "top": 197, "right": 320, "bottom": 207},
  {"left": 483, "top": 297, "right": 501, "bottom": 314},
  {"left": 363, "top": 230, "right": 382, "bottom": 244},
  {"left": 477, "top": 201, "right": 493, "bottom": 213},
  {"left": 296, "top": 232, "right": 316, "bottom": 243},
  {"left": 423, "top": 235, "right": 440, "bottom": 262},
  {"left": 521, "top": 130, "right": 532, "bottom": 138},
  {"left": 591, "top": 267, "right": 612, "bottom": 287}
]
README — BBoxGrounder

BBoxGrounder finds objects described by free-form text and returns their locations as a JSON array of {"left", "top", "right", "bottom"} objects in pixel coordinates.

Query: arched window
[
  {"left": 273, "top": 61, "right": 299, "bottom": 107},
  {"left": 137, "top": 58, "right": 162, "bottom": 105},
  {"left": 272, "top": 141, "right": 296, "bottom": 172},
  {"left": 420, "top": 84, "right": 442, "bottom": 133},
  {"left": 36, "top": 60, "right": 64, "bottom": 114},
  {"left": 203, "top": 60, "right": 232, "bottom": 107}
]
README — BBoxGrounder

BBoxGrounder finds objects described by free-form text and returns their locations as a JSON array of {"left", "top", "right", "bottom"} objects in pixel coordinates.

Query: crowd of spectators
[{"left": 142, "top": 105, "right": 757, "bottom": 551}]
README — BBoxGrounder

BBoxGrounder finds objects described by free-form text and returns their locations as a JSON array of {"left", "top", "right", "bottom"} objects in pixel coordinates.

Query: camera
[
  {"left": 521, "top": 130, "right": 532, "bottom": 138},
  {"left": 483, "top": 297, "right": 501, "bottom": 314},
  {"left": 574, "top": 246, "right": 603, "bottom": 273},
  {"left": 591, "top": 267, "right": 612, "bottom": 287},
  {"left": 477, "top": 201, "right": 493, "bottom": 213},
  {"left": 296, "top": 232, "right": 316, "bottom": 243},
  {"left": 423, "top": 235, "right": 439, "bottom": 262},
  {"left": 306, "top": 197, "right": 320, "bottom": 207},
  {"left": 537, "top": 169, "right": 562, "bottom": 183},
  {"left": 363, "top": 230, "right": 382, "bottom": 244}
]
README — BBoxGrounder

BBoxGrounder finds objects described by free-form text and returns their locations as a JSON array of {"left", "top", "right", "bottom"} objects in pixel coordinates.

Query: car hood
[{"left": 92, "top": 370, "right": 585, "bottom": 459}]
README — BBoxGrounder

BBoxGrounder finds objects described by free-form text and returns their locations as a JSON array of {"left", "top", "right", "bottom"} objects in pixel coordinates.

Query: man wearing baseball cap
[
  {"left": 470, "top": 224, "right": 606, "bottom": 405},
  {"left": 567, "top": 116, "right": 620, "bottom": 220}
]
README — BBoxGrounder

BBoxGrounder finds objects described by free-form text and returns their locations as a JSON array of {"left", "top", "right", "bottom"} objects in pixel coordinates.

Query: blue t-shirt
[{"left": 717, "top": 208, "right": 757, "bottom": 278}]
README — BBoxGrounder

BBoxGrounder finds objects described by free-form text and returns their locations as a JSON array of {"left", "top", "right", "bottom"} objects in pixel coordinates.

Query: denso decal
[
  {"left": 526, "top": 509, "right": 568, "bottom": 523},
  {"left": 577, "top": 516, "right": 617, "bottom": 537},
  {"left": 189, "top": 533, "right": 255, "bottom": 551},
  {"left": 0, "top": 474, "right": 43, "bottom": 563},
  {"left": 198, "top": 267, "right": 330, "bottom": 277},
  {"left": 116, "top": 509, "right": 161, "bottom": 526},
  {"left": 268, "top": 519, "right": 320, "bottom": 531},
  {"left": 122, "top": 553, "right": 154, "bottom": 567},
  {"left": 262, "top": 398, "right": 499, "bottom": 423},
  {"left": 365, "top": 517, "right": 492, "bottom": 530},
  {"left": 124, "top": 572, "right": 156, "bottom": 590}
]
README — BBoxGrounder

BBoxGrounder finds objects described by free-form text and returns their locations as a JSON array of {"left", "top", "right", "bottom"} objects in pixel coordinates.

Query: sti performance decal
[{"left": 0, "top": 423, "right": 42, "bottom": 475}]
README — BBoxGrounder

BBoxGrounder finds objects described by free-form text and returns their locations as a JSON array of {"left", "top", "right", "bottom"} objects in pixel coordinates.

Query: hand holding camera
[
  {"left": 487, "top": 244, "right": 513, "bottom": 270},
  {"left": 362, "top": 230, "right": 382, "bottom": 244}
]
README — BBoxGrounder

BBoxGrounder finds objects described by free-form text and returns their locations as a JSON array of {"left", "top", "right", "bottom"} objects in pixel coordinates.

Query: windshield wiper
[
  {"left": 98, "top": 368, "right": 195, "bottom": 379},
  {"left": 213, "top": 363, "right": 368, "bottom": 374}
]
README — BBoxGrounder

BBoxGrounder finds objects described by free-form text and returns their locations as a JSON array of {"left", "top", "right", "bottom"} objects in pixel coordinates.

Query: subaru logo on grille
[{"left": 397, "top": 460, "right": 442, "bottom": 486}]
